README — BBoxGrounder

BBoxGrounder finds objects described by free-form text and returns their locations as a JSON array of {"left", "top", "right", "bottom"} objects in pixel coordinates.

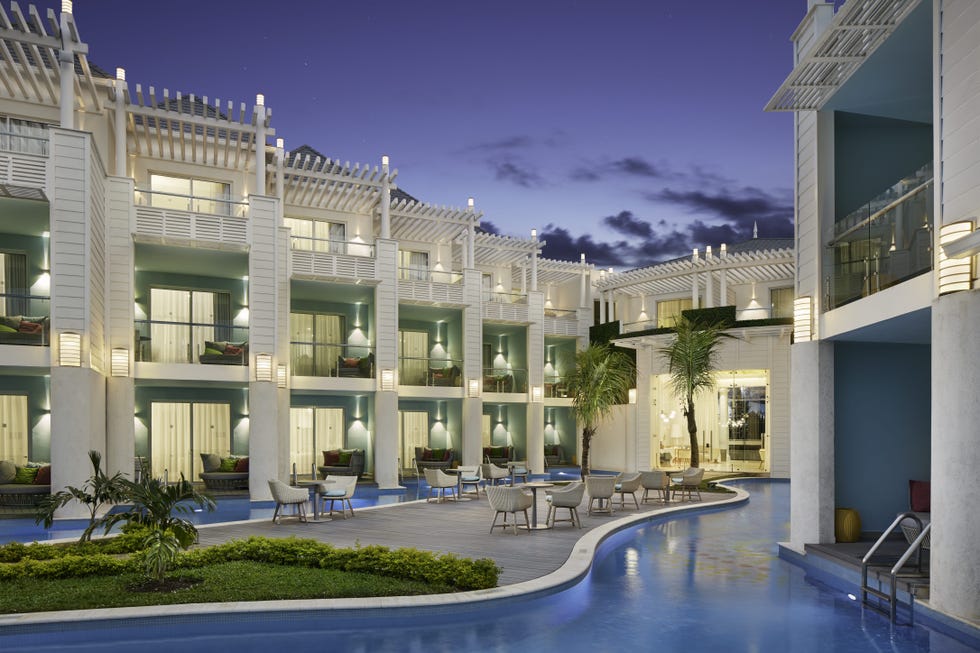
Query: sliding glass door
[
  {"left": 150, "top": 401, "right": 230, "bottom": 480},
  {"left": 289, "top": 407, "right": 345, "bottom": 476},
  {"left": 0, "top": 394, "right": 28, "bottom": 463},
  {"left": 150, "top": 288, "right": 231, "bottom": 363}
]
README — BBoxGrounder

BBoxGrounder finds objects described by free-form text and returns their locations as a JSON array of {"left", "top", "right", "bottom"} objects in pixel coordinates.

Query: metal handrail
[
  {"left": 290, "top": 235, "right": 375, "bottom": 256},
  {"left": 134, "top": 188, "right": 248, "bottom": 216},
  {"left": 398, "top": 267, "right": 463, "bottom": 284},
  {"left": 830, "top": 179, "right": 933, "bottom": 246},
  {"left": 861, "top": 511, "right": 930, "bottom": 623}
]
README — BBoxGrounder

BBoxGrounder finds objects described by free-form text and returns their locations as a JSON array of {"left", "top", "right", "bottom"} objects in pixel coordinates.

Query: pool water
[{"left": 1, "top": 480, "right": 976, "bottom": 652}]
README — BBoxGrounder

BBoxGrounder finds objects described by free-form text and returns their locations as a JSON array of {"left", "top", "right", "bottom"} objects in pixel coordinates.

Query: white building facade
[
  {"left": 769, "top": 0, "right": 980, "bottom": 625},
  {"left": 0, "top": 3, "right": 594, "bottom": 507}
]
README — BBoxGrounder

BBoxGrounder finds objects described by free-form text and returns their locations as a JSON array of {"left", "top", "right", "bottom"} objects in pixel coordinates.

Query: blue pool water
[{"left": 2, "top": 480, "right": 977, "bottom": 652}]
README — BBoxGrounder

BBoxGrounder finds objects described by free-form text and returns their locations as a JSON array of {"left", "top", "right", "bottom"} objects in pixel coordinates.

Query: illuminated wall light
[
  {"left": 275, "top": 138, "right": 284, "bottom": 149},
  {"left": 793, "top": 297, "right": 812, "bottom": 343},
  {"left": 110, "top": 348, "right": 130, "bottom": 377},
  {"left": 115, "top": 68, "right": 125, "bottom": 81},
  {"left": 276, "top": 364, "right": 287, "bottom": 388},
  {"left": 61, "top": 0, "right": 72, "bottom": 14},
  {"left": 59, "top": 332, "right": 81, "bottom": 367},
  {"left": 255, "top": 93, "right": 265, "bottom": 107},
  {"left": 938, "top": 221, "right": 975, "bottom": 295},
  {"left": 380, "top": 369, "right": 395, "bottom": 392},
  {"left": 531, "top": 385, "right": 543, "bottom": 403},
  {"left": 255, "top": 353, "right": 273, "bottom": 382},
  {"left": 468, "top": 379, "right": 481, "bottom": 398},
  {"left": 628, "top": 388, "right": 637, "bottom": 405}
]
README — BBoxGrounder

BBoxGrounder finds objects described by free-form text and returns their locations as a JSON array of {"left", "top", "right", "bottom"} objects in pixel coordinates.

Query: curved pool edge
[{"left": 0, "top": 484, "right": 751, "bottom": 632}]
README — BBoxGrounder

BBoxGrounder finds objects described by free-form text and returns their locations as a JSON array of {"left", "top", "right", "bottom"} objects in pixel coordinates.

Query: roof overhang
[
  {"left": 765, "top": 0, "right": 923, "bottom": 112},
  {"left": 275, "top": 152, "right": 387, "bottom": 214},
  {"left": 536, "top": 257, "right": 594, "bottom": 286},
  {"left": 466, "top": 232, "right": 541, "bottom": 268},
  {"left": 385, "top": 199, "right": 481, "bottom": 244}
]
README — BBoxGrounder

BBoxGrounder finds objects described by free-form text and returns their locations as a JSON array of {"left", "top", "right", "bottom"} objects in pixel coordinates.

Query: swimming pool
[{"left": 1, "top": 480, "right": 976, "bottom": 652}]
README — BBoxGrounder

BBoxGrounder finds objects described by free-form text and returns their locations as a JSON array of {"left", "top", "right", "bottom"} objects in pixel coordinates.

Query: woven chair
[
  {"left": 614, "top": 472, "right": 642, "bottom": 509},
  {"left": 585, "top": 475, "right": 618, "bottom": 515},
  {"left": 486, "top": 485, "right": 533, "bottom": 535},
  {"left": 320, "top": 475, "right": 358, "bottom": 519},
  {"left": 424, "top": 468, "right": 458, "bottom": 503},
  {"left": 671, "top": 467, "right": 704, "bottom": 502},
  {"left": 457, "top": 465, "right": 483, "bottom": 498},
  {"left": 267, "top": 479, "right": 309, "bottom": 524},
  {"left": 639, "top": 470, "right": 670, "bottom": 504},
  {"left": 546, "top": 481, "right": 585, "bottom": 528},
  {"left": 481, "top": 462, "right": 510, "bottom": 486},
  {"left": 508, "top": 460, "right": 530, "bottom": 485}
]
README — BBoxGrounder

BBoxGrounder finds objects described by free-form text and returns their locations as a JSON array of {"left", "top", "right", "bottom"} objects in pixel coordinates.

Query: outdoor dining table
[
  {"left": 294, "top": 479, "right": 335, "bottom": 521},
  {"left": 522, "top": 481, "right": 554, "bottom": 530}
]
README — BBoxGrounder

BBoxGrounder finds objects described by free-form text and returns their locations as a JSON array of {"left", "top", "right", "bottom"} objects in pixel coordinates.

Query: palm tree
[
  {"left": 657, "top": 316, "right": 728, "bottom": 468},
  {"left": 35, "top": 450, "right": 127, "bottom": 542},
  {"left": 565, "top": 344, "right": 635, "bottom": 477}
]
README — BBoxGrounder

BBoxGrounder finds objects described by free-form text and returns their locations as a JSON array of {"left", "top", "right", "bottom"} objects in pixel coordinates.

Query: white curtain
[
  {"left": 399, "top": 250, "right": 428, "bottom": 281},
  {"left": 290, "top": 408, "right": 315, "bottom": 476},
  {"left": 150, "top": 288, "right": 190, "bottom": 363},
  {"left": 151, "top": 402, "right": 191, "bottom": 479},
  {"left": 192, "top": 403, "right": 230, "bottom": 478},
  {"left": 284, "top": 218, "right": 314, "bottom": 250},
  {"left": 399, "top": 411, "right": 429, "bottom": 467},
  {"left": 481, "top": 414, "right": 492, "bottom": 447},
  {"left": 191, "top": 290, "right": 215, "bottom": 355},
  {"left": 0, "top": 253, "right": 6, "bottom": 315},
  {"left": 0, "top": 394, "right": 28, "bottom": 463},
  {"left": 317, "top": 314, "right": 344, "bottom": 374},
  {"left": 290, "top": 313, "right": 314, "bottom": 376},
  {"left": 316, "top": 407, "right": 344, "bottom": 451},
  {"left": 399, "top": 330, "right": 428, "bottom": 385}
]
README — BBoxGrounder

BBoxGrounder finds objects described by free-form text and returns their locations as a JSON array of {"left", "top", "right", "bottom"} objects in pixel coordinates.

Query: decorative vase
[{"left": 835, "top": 508, "right": 861, "bottom": 543}]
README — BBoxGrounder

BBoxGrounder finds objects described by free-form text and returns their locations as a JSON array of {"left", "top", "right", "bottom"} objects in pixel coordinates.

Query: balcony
[
  {"left": 0, "top": 130, "right": 47, "bottom": 190},
  {"left": 290, "top": 235, "right": 377, "bottom": 281},
  {"left": 134, "top": 189, "right": 249, "bottom": 247},
  {"left": 0, "top": 294, "right": 49, "bottom": 346},
  {"left": 290, "top": 342, "right": 375, "bottom": 379},
  {"left": 543, "top": 374, "right": 569, "bottom": 398},
  {"left": 398, "top": 356, "right": 463, "bottom": 388},
  {"left": 483, "top": 367, "right": 528, "bottom": 394},
  {"left": 398, "top": 268, "right": 464, "bottom": 304},
  {"left": 483, "top": 291, "right": 529, "bottom": 322},
  {"left": 825, "top": 162, "right": 934, "bottom": 310},
  {"left": 135, "top": 320, "right": 248, "bottom": 365}
]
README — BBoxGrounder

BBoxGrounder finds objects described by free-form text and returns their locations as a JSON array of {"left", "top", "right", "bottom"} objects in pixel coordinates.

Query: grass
[{"left": 0, "top": 560, "right": 455, "bottom": 614}]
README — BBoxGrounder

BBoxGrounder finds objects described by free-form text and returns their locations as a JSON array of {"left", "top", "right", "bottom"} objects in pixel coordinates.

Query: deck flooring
[{"left": 195, "top": 487, "right": 733, "bottom": 586}]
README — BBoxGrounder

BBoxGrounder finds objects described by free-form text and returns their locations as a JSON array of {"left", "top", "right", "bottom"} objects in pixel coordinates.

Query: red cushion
[
  {"left": 224, "top": 345, "right": 242, "bottom": 356},
  {"left": 343, "top": 357, "right": 359, "bottom": 368},
  {"left": 33, "top": 465, "right": 51, "bottom": 485},
  {"left": 323, "top": 450, "right": 340, "bottom": 466},
  {"left": 443, "top": 449, "right": 453, "bottom": 461},
  {"left": 909, "top": 480, "right": 930, "bottom": 512},
  {"left": 421, "top": 448, "right": 433, "bottom": 461},
  {"left": 18, "top": 321, "right": 42, "bottom": 334},
  {"left": 233, "top": 457, "right": 249, "bottom": 473}
]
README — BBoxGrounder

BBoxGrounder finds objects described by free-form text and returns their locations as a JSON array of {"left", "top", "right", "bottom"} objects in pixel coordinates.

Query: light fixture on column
[
  {"left": 111, "top": 348, "right": 129, "bottom": 377},
  {"left": 628, "top": 388, "right": 637, "bottom": 404},
  {"left": 467, "top": 378, "right": 480, "bottom": 398},
  {"left": 276, "top": 137, "right": 284, "bottom": 150},
  {"left": 61, "top": 0, "right": 72, "bottom": 13},
  {"left": 255, "top": 93, "right": 265, "bottom": 107},
  {"left": 59, "top": 332, "right": 81, "bottom": 367},
  {"left": 380, "top": 369, "right": 395, "bottom": 391},
  {"left": 793, "top": 297, "right": 812, "bottom": 343},
  {"left": 938, "top": 221, "right": 975, "bottom": 295},
  {"left": 115, "top": 67, "right": 125, "bottom": 81},
  {"left": 255, "top": 353, "right": 273, "bottom": 382},
  {"left": 531, "top": 385, "right": 543, "bottom": 403},
  {"left": 277, "top": 364, "right": 287, "bottom": 388}
]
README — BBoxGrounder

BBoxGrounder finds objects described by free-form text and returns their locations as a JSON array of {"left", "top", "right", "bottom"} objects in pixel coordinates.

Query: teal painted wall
[
  {"left": 483, "top": 403, "right": 527, "bottom": 458},
  {"left": 398, "top": 399, "right": 461, "bottom": 451},
  {"left": 0, "top": 233, "right": 49, "bottom": 316},
  {"left": 0, "top": 375, "right": 50, "bottom": 462},
  {"left": 834, "top": 112, "right": 932, "bottom": 219},
  {"left": 834, "top": 342, "right": 931, "bottom": 531},
  {"left": 546, "top": 406, "right": 576, "bottom": 464},
  {"left": 134, "top": 385, "right": 249, "bottom": 459},
  {"left": 399, "top": 315, "right": 464, "bottom": 364},
  {"left": 134, "top": 271, "right": 249, "bottom": 317}
]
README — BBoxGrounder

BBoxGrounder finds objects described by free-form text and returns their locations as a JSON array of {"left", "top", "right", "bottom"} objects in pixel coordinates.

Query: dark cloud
[
  {"left": 478, "top": 220, "right": 500, "bottom": 235},
  {"left": 569, "top": 167, "right": 601, "bottom": 182},
  {"left": 539, "top": 225, "right": 629, "bottom": 268},
  {"left": 463, "top": 135, "right": 534, "bottom": 153},
  {"left": 491, "top": 159, "right": 545, "bottom": 188},
  {"left": 603, "top": 211, "right": 653, "bottom": 239},
  {"left": 650, "top": 186, "right": 793, "bottom": 240},
  {"left": 610, "top": 157, "right": 662, "bottom": 178}
]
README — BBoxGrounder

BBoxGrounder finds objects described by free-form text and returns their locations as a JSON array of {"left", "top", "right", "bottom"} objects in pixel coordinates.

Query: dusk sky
[{"left": 60, "top": 1, "right": 810, "bottom": 268}]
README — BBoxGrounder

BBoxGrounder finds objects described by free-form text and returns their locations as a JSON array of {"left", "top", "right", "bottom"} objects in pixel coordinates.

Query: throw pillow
[
  {"left": 344, "top": 357, "right": 359, "bottom": 368},
  {"left": 338, "top": 451, "right": 352, "bottom": 465},
  {"left": 33, "top": 465, "right": 51, "bottom": 485},
  {"left": 323, "top": 450, "right": 340, "bottom": 466},
  {"left": 204, "top": 341, "right": 223, "bottom": 353},
  {"left": 909, "top": 480, "right": 930, "bottom": 512},
  {"left": 0, "top": 323, "right": 17, "bottom": 333},
  {"left": 203, "top": 347, "right": 223, "bottom": 356},
  {"left": 233, "top": 457, "right": 249, "bottom": 473},
  {"left": 200, "top": 453, "right": 221, "bottom": 472},
  {"left": 430, "top": 448, "right": 446, "bottom": 462},
  {"left": 18, "top": 321, "right": 42, "bottom": 334},
  {"left": 0, "top": 460, "right": 16, "bottom": 484},
  {"left": 421, "top": 448, "right": 433, "bottom": 461},
  {"left": 218, "top": 457, "right": 238, "bottom": 472},
  {"left": 224, "top": 345, "right": 242, "bottom": 356},
  {"left": 13, "top": 466, "right": 39, "bottom": 484}
]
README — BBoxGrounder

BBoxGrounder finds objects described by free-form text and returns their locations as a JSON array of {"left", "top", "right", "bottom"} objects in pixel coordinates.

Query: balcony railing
[
  {"left": 290, "top": 235, "right": 375, "bottom": 258},
  {"left": 544, "top": 307, "right": 577, "bottom": 319},
  {"left": 483, "top": 367, "right": 528, "bottom": 394},
  {"left": 0, "top": 294, "right": 49, "bottom": 346},
  {"left": 543, "top": 375, "right": 568, "bottom": 398},
  {"left": 825, "top": 162, "right": 934, "bottom": 309},
  {"left": 483, "top": 290, "right": 527, "bottom": 304},
  {"left": 398, "top": 267, "right": 463, "bottom": 284},
  {"left": 291, "top": 342, "right": 375, "bottom": 378},
  {"left": 135, "top": 320, "right": 248, "bottom": 365},
  {"left": 398, "top": 356, "right": 463, "bottom": 387},
  {"left": 134, "top": 189, "right": 248, "bottom": 218}
]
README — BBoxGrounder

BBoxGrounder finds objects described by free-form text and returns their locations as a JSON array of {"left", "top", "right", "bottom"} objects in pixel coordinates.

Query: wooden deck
[{"left": 195, "top": 488, "right": 734, "bottom": 586}]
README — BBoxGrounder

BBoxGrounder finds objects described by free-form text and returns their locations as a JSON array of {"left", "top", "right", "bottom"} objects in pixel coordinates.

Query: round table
[{"left": 523, "top": 481, "right": 554, "bottom": 530}]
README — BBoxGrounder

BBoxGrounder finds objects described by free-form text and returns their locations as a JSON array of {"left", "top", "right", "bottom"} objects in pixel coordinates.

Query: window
[
  {"left": 0, "top": 116, "right": 48, "bottom": 155},
  {"left": 149, "top": 174, "right": 232, "bottom": 215},
  {"left": 150, "top": 401, "right": 230, "bottom": 480},
  {"left": 290, "top": 407, "right": 344, "bottom": 477},
  {"left": 284, "top": 217, "right": 346, "bottom": 254},
  {"left": 149, "top": 288, "right": 232, "bottom": 363},
  {"left": 289, "top": 312, "right": 345, "bottom": 376},
  {"left": 656, "top": 298, "right": 693, "bottom": 327},
  {"left": 399, "top": 250, "right": 429, "bottom": 281},
  {"left": 0, "top": 252, "right": 28, "bottom": 315},
  {"left": 0, "top": 394, "right": 28, "bottom": 463},
  {"left": 770, "top": 287, "right": 794, "bottom": 319}
]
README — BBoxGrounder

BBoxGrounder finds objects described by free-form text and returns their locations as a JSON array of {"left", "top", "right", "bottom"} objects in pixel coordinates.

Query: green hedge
[
  {"left": 0, "top": 525, "right": 151, "bottom": 563},
  {"left": 681, "top": 306, "right": 736, "bottom": 328}
]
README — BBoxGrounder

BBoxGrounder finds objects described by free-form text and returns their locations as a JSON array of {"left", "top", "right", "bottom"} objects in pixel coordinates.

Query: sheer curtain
[
  {"left": 192, "top": 403, "right": 230, "bottom": 478},
  {"left": 399, "top": 411, "right": 429, "bottom": 468},
  {"left": 290, "top": 313, "right": 314, "bottom": 376},
  {"left": 316, "top": 407, "right": 344, "bottom": 451},
  {"left": 290, "top": 407, "right": 315, "bottom": 476},
  {"left": 191, "top": 290, "right": 215, "bottom": 355},
  {"left": 151, "top": 402, "right": 191, "bottom": 479},
  {"left": 150, "top": 288, "right": 190, "bottom": 363},
  {"left": 0, "top": 252, "right": 28, "bottom": 315},
  {"left": 399, "top": 250, "right": 428, "bottom": 281},
  {"left": 399, "top": 330, "right": 428, "bottom": 385},
  {"left": 316, "top": 314, "right": 344, "bottom": 375},
  {"left": 0, "top": 394, "right": 28, "bottom": 463}
]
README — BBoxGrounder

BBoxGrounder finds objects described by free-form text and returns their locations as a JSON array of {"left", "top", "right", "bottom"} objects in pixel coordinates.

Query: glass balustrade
[
  {"left": 482, "top": 367, "right": 528, "bottom": 393},
  {"left": 397, "top": 356, "right": 463, "bottom": 387},
  {"left": 290, "top": 342, "right": 375, "bottom": 378},
  {"left": 0, "top": 294, "right": 50, "bottom": 346},
  {"left": 134, "top": 189, "right": 248, "bottom": 218},
  {"left": 134, "top": 320, "right": 248, "bottom": 365},
  {"left": 824, "top": 161, "right": 934, "bottom": 310}
]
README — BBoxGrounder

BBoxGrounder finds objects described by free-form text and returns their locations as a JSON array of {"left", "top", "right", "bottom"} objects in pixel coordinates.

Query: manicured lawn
[{"left": 0, "top": 561, "right": 455, "bottom": 614}]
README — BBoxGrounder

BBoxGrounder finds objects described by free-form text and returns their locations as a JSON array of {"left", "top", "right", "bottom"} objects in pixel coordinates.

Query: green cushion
[
  {"left": 218, "top": 457, "right": 238, "bottom": 472},
  {"left": 13, "top": 466, "right": 39, "bottom": 484},
  {"left": 430, "top": 448, "right": 446, "bottom": 461},
  {"left": 203, "top": 347, "right": 223, "bottom": 356},
  {"left": 0, "top": 323, "right": 16, "bottom": 333},
  {"left": 337, "top": 451, "right": 352, "bottom": 465}
]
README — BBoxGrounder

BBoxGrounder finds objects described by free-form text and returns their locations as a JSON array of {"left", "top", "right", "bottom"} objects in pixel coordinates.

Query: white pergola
[{"left": 273, "top": 148, "right": 389, "bottom": 215}]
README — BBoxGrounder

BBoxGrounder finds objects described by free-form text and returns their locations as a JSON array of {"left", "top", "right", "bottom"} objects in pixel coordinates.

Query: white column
[
  {"left": 521, "top": 259, "right": 527, "bottom": 294},
  {"left": 607, "top": 291, "right": 615, "bottom": 322},
  {"left": 113, "top": 72, "right": 127, "bottom": 177},
  {"left": 530, "top": 229, "right": 539, "bottom": 292},
  {"left": 374, "top": 239, "right": 399, "bottom": 487},
  {"left": 374, "top": 390, "right": 399, "bottom": 488},
  {"left": 380, "top": 156, "right": 391, "bottom": 239},
  {"left": 598, "top": 290, "right": 606, "bottom": 322},
  {"left": 705, "top": 247, "right": 714, "bottom": 308},
  {"left": 462, "top": 268, "right": 484, "bottom": 465},
  {"left": 467, "top": 223, "right": 475, "bottom": 268},
  {"left": 254, "top": 95, "right": 267, "bottom": 194},
  {"left": 58, "top": 10, "right": 75, "bottom": 129},
  {"left": 930, "top": 290, "right": 980, "bottom": 621},
  {"left": 788, "top": 340, "right": 836, "bottom": 551},
  {"left": 527, "top": 290, "right": 544, "bottom": 473},
  {"left": 274, "top": 139, "right": 285, "bottom": 216},
  {"left": 579, "top": 254, "right": 588, "bottom": 307}
]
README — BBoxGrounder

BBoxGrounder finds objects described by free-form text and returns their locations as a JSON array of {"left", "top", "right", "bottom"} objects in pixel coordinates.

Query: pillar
[
  {"left": 380, "top": 156, "right": 391, "bottom": 239},
  {"left": 526, "top": 290, "right": 544, "bottom": 474},
  {"left": 373, "top": 239, "right": 400, "bottom": 487},
  {"left": 461, "top": 269, "right": 484, "bottom": 465},
  {"left": 254, "top": 95, "right": 266, "bottom": 193},
  {"left": 58, "top": 8, "right": 74, "bottom": 129}
]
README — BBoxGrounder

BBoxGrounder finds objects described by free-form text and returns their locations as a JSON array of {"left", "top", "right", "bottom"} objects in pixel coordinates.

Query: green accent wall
[
  {"left": 546, "top": 406, "right": 576, "bottom": 464},
  {"left": 484, "top": 403, "right": 527, "bottom": 458},
  {"left": 0, "top": 375, "right": 49, "bottom": 462},
  {"left": 399, "top": 398, "right": 461, "bottom": 451}
]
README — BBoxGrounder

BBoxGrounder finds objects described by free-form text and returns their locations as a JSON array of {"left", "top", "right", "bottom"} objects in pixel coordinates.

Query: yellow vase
[{"left": 835, "top": 508, "right": 861, "bottom": 543}]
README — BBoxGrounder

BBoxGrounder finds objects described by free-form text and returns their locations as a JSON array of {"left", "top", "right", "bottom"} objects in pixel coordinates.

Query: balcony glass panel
[
  {"left": 482, "top": 367, "right": 528, "bottom": 394},
  {"left": 291, "top": 342, "right": 375, "bottom": 378},
  {"left": 0, "top": 294, "right": 49, "bottom": 345},
  {"left": 135, "top": 320, "right": 248, "bottom": 365},
  {"left": 398, "top": 356, "right": 463, "bottom": 387},
  {"left": 825, "top": 162, "right": 933, "bottom": 310}
]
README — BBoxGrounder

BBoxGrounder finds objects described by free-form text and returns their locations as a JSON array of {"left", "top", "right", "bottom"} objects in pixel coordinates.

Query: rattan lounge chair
[
  {"left": 546, "top": 481, "right": 585, "bottom": 528},
  {"left": 268, "top": 479, "right": 309, "bottom": 523},
  {"left": 585, "top": 475, "right": 617, "bottom": 515},
  {"left": 487, "top": 485, "right": 533, "bottom": 535}
]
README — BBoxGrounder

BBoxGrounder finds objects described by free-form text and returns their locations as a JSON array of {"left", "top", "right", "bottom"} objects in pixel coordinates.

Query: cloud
[
  {"left": 539, "top": 225, "right": 630, "bottom": 268},
  {"left": 610, "top": 157, "right": 662, "bottom": 178},
  {"left": 603, "top": 211, "right": 653, "bottom": 239},
  {"left": 478, "top": 220, "right": 500, "bottom": 235},
  {"left": 462, "top": 135, "right": 534, "bottom": 153},
  {"left": 491, "top": 159, "right": 545, "bottom": 188},
  {"left": 650, "top": 186, "right": 793, "bottom": 240},
  {"left": 569, "top": 157, "right": 734, "bottom": 187}
]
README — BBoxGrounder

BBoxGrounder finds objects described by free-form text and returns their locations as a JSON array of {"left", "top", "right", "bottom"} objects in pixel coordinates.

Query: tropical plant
[
  {"left": 657, "top": 316, "right": 729, "bottom": 468},
  {"left": 35, "top": 450, "right": 127, "bottom": 542},
  {"left": 102, "top": 475, "right": 215, "bottom": 549},
  {"left": 142, "top": 528, "right": 181, "bottom": 583},
  {"left": 564, "top": 343, "right": 635, "bottom": 477}
]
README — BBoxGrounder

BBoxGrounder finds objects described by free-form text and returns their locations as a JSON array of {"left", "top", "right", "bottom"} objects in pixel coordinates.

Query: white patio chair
[
  {"left": 481, "top": 462, "right": 510, "bottom": 486},
  {"left": 486, "top": 485, "right": 533, "bottom": 535},
  {"left": 585, "top": 475, "right": 618, "bottom": 515},
  {"left": 424, "top": 468, "right": 458, "bottom": 503},
  {"left": 268, "top": 479, "right": 309, "bottom": 524},
  {"left": 321, "top": 475, "right": 358, "bottom": 519},
  {"left": 671, "top": 467, "right": 704, "bottom": 502},
  {"left": 546, "top": 482, "right": 585, "bottom": 528},
  {"left": 614, "top": 472, "right": 642, "bottom": 509},
  {"left": 639, "top": 470, "right": 670, "bottom": 504},
  {"left": 458, "top": 465, "right": 483, "bottom": 498}
]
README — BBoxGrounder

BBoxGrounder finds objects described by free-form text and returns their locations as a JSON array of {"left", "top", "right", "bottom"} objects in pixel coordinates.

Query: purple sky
[{"left": 60, "top": 0, "right": 806, "bottom": 268}]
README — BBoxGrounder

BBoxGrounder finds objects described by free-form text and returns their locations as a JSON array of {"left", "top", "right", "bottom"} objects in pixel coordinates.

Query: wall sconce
[
  {"left": 277, "top": 364, "right": 287, "bottom": 388},
  {"left": 255, "top": 353, "right": 273, "bottom": 382},
  {"left": 111, "top": 348, "right": 130, "bottom": 377},
  {"left": 628, "top": 388, "right": 637, "bottom": 405},
  {"left": 938, "top": 221, "right": 975, "bottom": 295},
  {"left": 467, "top": 378, "right": 480, "bottom": 398},
  {"left": 793, "top": 296, "right": 812, "bottom": 343},
  {"left": 380, "top": 369, "right": 395, "bottom": 392},
  {"left": 531, "top": 385, "right": 543, "bottom": 403},
  {"left": 61, "top": 0, "right": 72, "bottom": 13},
  {"left": 59, "top": 332, "right": 81, "bottom": 367}
]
